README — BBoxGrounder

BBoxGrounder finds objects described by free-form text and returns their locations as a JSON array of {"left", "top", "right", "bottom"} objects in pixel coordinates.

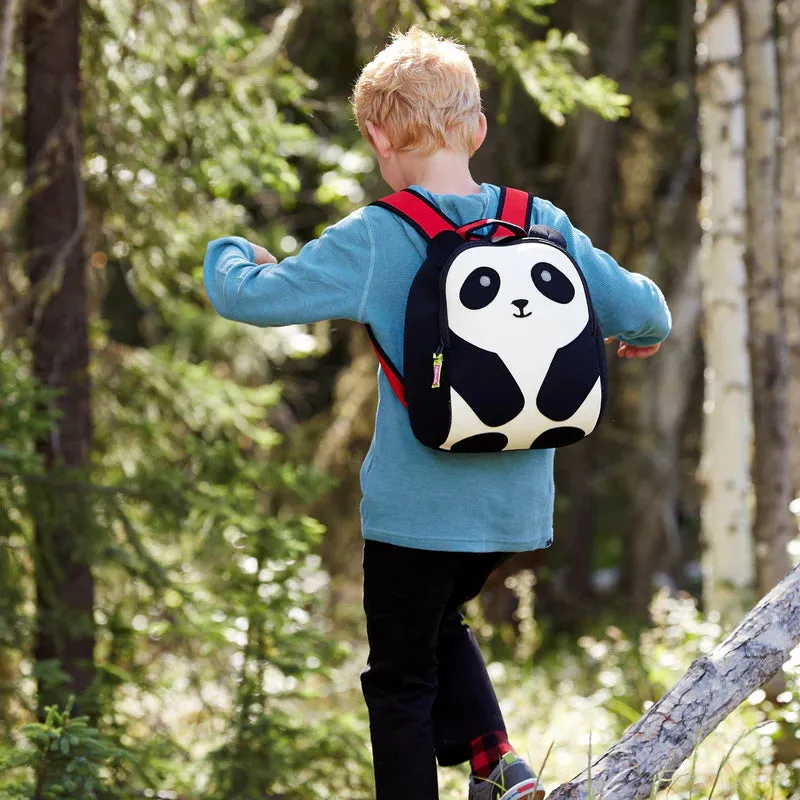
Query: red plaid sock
[{"left": 469, "top": 730, "right": 515, "bottom": 779}]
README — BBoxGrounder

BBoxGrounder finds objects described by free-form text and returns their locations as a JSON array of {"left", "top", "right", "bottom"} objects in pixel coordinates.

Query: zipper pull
[{"left": 432, "top": 346, "right": 444, "bottom": 389}]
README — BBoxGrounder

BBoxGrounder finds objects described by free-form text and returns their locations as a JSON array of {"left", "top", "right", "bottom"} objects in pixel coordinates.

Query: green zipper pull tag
[{"left": 432, "top": 350, "right": 444, "bottom": 389}]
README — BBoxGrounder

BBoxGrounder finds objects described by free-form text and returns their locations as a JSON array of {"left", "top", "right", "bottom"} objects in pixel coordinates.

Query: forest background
[{"left": 2, "top": 0, "right": 800, "bottom": 798}]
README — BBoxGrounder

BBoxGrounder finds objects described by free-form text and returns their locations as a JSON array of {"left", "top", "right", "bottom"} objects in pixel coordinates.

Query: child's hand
[
  {"left": 605, "top": 337, "right": 661, "bottom": 359},
  {"left": 250, "top": 242, "right": 278, "bottom": 265}
]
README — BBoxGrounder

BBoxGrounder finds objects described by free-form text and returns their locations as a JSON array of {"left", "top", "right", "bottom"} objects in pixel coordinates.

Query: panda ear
[{"left": 528, "top": 225, "right": 567, "bottom": 250}]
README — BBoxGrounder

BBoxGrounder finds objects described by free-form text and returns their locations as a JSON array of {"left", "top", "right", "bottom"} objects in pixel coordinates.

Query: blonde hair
[{"left": 352, "top": 27, "right": 482, "bottom": 156}]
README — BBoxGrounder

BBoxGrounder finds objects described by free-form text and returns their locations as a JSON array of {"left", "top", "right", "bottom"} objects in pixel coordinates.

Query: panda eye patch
[
  {"left": 532, "top": 262, "right": 574, "bottom": 304},
  {"left": 460, "top": 267, "right": 501, "bottom": 310}
]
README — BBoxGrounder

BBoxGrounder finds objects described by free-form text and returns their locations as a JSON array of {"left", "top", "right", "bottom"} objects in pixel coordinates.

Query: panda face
[{"left": 445, "top": 240, "right": 589, "bottom": 356}]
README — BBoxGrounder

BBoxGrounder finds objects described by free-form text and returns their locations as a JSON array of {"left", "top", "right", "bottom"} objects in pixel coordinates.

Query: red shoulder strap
[
  {"left": 365, "top": 324, "right": 406, "bottom": 407},
  {"left": 493, "top": 187, "right": 533, "bottom": 238},
  {"left": 371, "top": 188, "right": 458, "bottom": 241},
  {"left": 497, "top": 187, "right": 533, "bottom": 228},
  {"left": 373, "top": 186, "right": 532, "bottom": 239}
]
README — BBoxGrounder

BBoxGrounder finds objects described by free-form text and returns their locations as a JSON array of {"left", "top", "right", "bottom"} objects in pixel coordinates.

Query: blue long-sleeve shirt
[{"left": 204, "top": 183, "right": 671, "bottom": 553}]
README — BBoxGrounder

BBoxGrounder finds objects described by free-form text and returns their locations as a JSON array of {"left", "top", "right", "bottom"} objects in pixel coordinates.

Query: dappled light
[{"left": 1, "top": 1, "right": 800, "bottom": 799}]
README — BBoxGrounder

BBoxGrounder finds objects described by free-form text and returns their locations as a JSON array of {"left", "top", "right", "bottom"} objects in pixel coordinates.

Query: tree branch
[{"left": 548, "top": 564, "right": 800, "bottom": 799}]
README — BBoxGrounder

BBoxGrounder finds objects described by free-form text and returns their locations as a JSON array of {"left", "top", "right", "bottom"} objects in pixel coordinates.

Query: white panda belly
[{"left": 441, "top": 375, "right": 602, "bottom": 452}]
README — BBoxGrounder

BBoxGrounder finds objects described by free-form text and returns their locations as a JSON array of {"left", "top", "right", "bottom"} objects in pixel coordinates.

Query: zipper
[{"left": 432, "top": 252, "right": 457, "bottom": 389}]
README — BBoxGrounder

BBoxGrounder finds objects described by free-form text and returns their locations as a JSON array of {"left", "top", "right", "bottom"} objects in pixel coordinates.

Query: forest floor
[{"left": 132, "top": 589, "right": 800, "bottom": 799}]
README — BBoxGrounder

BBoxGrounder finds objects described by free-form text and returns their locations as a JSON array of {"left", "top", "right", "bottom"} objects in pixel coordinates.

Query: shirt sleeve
[
  {"left": 203, "top": 208, "right": 375, "bottom": 327},
  {"left": 534, "top": 199, "right": 672, "bottom": 347}
]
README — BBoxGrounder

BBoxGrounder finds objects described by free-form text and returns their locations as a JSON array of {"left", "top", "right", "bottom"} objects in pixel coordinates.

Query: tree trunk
[
  {"left": 738, "top": 0, "right": 793, "bottom": 599},
  {"left": 626, "top": 0, "right": 701, "bottom": 599},
  {"left": 24, "top": 0, "right": 95, "bottom": 718},
  {"left": 547, "top": 562, "right": 800, "bottom": 800},
  {"left": 696, "top": 0, "right": 754, "bottom": 623},
  {"left": 0, "top": 0, "right": 20, "bottom": 336},
  {"left": 557, "top": 0, "right": 643, "bottom": 612},
  {"left": 779, "top": 1, "right": 800, "bottom": 502},
  {"left": 629, "top": 250, "right": 702, "bottom": 609},
  {"left": 571, "top": 0, "right": 643, "bottom": 244}
]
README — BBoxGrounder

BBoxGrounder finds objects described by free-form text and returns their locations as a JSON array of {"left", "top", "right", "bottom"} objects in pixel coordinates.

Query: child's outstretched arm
[
  {"left": 204, "top": 209, "right": 373, "bottom": 327},
  {"left": 535, "top": 199, "right": 672, "bottom": 352}
]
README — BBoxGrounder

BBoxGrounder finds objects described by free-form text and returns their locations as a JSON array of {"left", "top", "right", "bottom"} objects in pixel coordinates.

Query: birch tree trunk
[
  {"left": 547, "top": 563, "right": 800, "bottom": 800},
  {"left": 696, "top": 0, "right": 754, "bottom": 623},
  {"left": 738, "top": 0, "right": 793, "bottom": 599},
  {"left": 779, "top": 1, "right": 800, "bottom": 502}
]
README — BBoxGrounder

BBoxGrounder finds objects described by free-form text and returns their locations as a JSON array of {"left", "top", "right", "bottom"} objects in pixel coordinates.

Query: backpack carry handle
[{"left": 455, "top": 218, "right": 528, "bottom": 240}]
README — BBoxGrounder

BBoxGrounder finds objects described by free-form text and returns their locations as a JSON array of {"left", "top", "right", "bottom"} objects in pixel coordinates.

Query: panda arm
[
  {"left": 537, "top": 320, "right": 602, "bottom": 421},
  {"left": 448, "top": 333, "right": 525, "bottom": 427},
  {"left": 533, "top": 199, "right": 672, "bottom": 347}
]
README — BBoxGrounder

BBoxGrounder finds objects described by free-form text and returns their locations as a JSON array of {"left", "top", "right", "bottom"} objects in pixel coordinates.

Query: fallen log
[{"left": 547, "top": 563, "right": 800, "bottom": 799}]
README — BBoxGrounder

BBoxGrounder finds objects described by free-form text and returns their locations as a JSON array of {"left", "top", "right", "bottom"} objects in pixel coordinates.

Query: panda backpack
[{"left": 366, "top": 187, "right": 609, "bottom": 453}]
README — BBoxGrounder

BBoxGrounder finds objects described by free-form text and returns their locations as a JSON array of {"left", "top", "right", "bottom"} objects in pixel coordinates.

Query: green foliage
[
  {"left": 0, "top": 350, "right": 54, "bottom": 477},
  {"left": 414, "top": 0, "right": 631, "bottom": 125},
  {"left": 0, "top": 697, "right": 128, "bottom": 800},
  {"left": 81, "top": 0, "right": 319, "bottom": 326},
  {"left": 0, "top": 0, "right": 693, "bottom": 796},
  {"left": 0, "top": 351, "right": 55, "bottom": 676},
  {"left": 83, "top": 339, "right": 361, "bottom": 795},
  {"left": 206, "top": 690, "right": 372, "bottom": 799}
]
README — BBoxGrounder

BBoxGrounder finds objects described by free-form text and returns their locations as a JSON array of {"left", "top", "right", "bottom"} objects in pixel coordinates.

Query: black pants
[{"left": 361, "top": 539, "right": 511, "bottom": 800}]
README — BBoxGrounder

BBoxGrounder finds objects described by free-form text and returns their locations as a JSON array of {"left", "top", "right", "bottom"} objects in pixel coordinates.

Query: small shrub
[{"left": 0, "top": 696, "right": 129, "bottom": 800}]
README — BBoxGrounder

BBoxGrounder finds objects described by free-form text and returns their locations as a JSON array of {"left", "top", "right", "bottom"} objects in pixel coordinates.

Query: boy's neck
[{"left": 398, "top": 149, "right": 480, "bottom": 196}]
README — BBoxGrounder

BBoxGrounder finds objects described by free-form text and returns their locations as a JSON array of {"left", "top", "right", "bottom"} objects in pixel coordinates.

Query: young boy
[{"left": 204, "top": 27, "right": 670, "bottom": 800}]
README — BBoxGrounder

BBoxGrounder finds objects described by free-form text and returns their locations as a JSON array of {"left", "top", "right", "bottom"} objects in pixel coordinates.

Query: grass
[
  {"left": 431, "top": 590, "right": 800, "bottom": 800},
  {"left": 434, "top": 687, "right": 788, "bottom": 799}
]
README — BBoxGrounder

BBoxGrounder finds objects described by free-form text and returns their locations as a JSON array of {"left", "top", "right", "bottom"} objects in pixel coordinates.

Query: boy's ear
[
  {"left": 365, "top": 121, "right": 393, "bottom": 158},
  {"left": 472, "top": 112, "right": 487, "bottom": 153}
]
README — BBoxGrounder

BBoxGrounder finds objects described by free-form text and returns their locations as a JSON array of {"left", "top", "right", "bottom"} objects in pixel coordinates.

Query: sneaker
[{"left": 467, "top": 752, "right": 546, "bottom": 800}]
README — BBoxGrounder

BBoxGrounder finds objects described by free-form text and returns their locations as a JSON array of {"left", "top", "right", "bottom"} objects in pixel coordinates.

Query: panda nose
[{"left": 511, "top": 299, "right": 529, "bottom": 312}]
